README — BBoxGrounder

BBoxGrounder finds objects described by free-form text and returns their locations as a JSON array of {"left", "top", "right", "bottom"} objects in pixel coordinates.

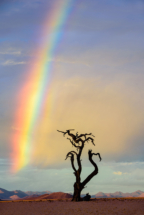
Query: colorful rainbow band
[{"left": 11, "top": 0, "right": 75, "bottom": 173}]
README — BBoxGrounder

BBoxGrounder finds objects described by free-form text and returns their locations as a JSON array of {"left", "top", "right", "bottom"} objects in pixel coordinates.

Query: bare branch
[
  {"left": 90, "top": 133, "right": 95, "bottom": 137},
  {"left": 67, "top": 138, "right": 81, "bottom": 149},
  {"left": 81, "top": 150, "right": 102, "bottom": 188},
  {"left": 77, "top": 133, "right": 95, "bottom": 139},
  {"left": 92, "top": 153, "right": 102, "bottom": 161},
  {"left": 74, "top": 133, "right": 95, "bottom": 145},
  {"left": 65, "top": 151, "right": 78, "bottom": 159},
  {"left": 66, "top": 130, "right": 84, "bottom": 144},
  {"left": 85, "top": 137, "right": 95, "bottom": 146},
  {"left": 57, "top": 130, "right": 68, "bottom": 136},
  {"left": 57, "top": 129, "right": 95, "bottom": 145},
  {"left": 65, "top": 151, "right": 77, "bottom": 172}
]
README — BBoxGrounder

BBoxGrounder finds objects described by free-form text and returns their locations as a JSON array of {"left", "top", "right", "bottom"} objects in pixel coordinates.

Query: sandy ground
[{"left": 0, "top": 198, "right": 144, "bottom": 215}]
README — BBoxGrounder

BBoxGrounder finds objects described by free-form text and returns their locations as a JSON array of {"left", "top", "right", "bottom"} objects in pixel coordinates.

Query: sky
[{"left": 0, "top": 0, "right": 144, "bottom": 195}]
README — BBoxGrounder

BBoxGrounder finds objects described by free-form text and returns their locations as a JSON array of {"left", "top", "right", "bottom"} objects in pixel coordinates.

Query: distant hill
[
  {"left": 0, "top": 188, "right": 28, "bottom": 200},
  {"left": 0, "top": 188, "right": 53, "bottom": 200},
  {"left": 0, "top": 188, "right": 71, "bottom": 200},
  {"left": 0, "top": 188, "right": 144, "bottom": 200},
  {"left": 139, "top": 193, "right": 144, "bottom": 197},
  {"left": 92, "top": 190, "right": 144, "bottom": 198}
]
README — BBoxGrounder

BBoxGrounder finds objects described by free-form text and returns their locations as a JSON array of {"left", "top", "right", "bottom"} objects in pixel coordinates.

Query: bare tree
[{"left": 57, "top": 129, "right": 102, "bottom": 202}]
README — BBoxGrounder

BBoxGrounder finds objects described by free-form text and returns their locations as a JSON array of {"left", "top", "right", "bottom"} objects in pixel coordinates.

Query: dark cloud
[
  {"left": 0, "top": 0, "right": 144, "bottom": 165},
  {"left": 120, "top": 133, "right": 144, "bottom": 162}
]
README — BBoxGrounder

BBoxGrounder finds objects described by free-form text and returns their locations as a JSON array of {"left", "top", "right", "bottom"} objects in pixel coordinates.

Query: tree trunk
[{"left": 72, "top": 182, "right": 83, "bottom": 201}]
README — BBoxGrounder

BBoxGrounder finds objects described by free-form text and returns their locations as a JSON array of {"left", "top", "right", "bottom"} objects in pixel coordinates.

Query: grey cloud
[
  {"left": 1, "top": 60, "right": 26, "bottom": 66},
  {"left": 0, "top": 0, "right": 144, "bottom": 168},
  {"left": 0, "top": 51, "right": 21, "bottom": 55},
  {"left": 116, "top": 133, "right": 144, "bottom": 162},
  {"left": 106, "top": 161, "right": 144, "bottom": 175},
  {"left": 0, "top": 0, "right": 54, "bottom": 37}
]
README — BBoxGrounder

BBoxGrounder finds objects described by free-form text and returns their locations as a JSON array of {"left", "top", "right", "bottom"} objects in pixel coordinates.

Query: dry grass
[{"left": 0, "top": 198, "right": 144, "bottom": 215}]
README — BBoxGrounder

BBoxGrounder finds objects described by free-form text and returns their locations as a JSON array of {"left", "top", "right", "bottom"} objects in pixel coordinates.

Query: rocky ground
[{"left": 0, "top": 198, "right": 144, "bottom": 215}]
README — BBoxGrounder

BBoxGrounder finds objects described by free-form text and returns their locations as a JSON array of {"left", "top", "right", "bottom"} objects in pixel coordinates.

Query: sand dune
[
  {"left": 25, "top": 191, "right": 51, "bottom": 195},
  {"left": 22, "top": 194, "right": 41, "bottom": 200},
  {"left": 22, "top": 192, "right": 72, "bottom": 200},
  {"left": 38, "top": 192, "right": 72, "bottom": 199}
]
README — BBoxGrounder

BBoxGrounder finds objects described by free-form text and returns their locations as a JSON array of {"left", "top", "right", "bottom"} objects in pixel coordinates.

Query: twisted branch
[
  {"left": 57, "top": 129, "right": 95, "bottom": 145},
  {"left": 81, "top": 150, "right": 102, "bottom": 188},
  {"left": 92, "top": 152, "right": 102, "bottom": 161},
  {"left": 65, "top": 151, "right": 78, "bottom": 172},
  {"left": 57, "top": 129, "right": 74, "bottom": 137},
  {"left": 67, "top": 138, "right": 81, "bottom": 149},
  {"left": 85, "top": 137, "right": 95, "bottom": 146}
]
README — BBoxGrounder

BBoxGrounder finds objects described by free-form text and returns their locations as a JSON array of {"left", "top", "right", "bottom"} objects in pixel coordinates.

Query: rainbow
[{"left": 11, "top": 0, "right": 75, "bottom": 173}]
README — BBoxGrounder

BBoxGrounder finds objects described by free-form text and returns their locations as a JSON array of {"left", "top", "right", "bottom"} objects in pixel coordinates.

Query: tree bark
[{"left": 72, "top": 182, "right": 82, "bottom": 201}]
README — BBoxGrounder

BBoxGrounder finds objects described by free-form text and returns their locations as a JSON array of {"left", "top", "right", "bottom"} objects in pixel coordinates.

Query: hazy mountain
[
  {"left": 92, "top": 190, "right": 144, "bottom": 198},
  {"left": 139, "top": 193, "right": 144, "bottom": 197},
  {"left": 93, "top": 192, "right": 110, "bottom": 198},
  {"left": 131, "top": 190, "right": 144, "bottom": 197},
  {"left": 0, "top": 188, "right": 53, "bottom": 200},
  {"left": 0, "top": 188, "right": 28, "bottom": 200},
  {"left": 1, "top": 188, "right": 144, "bottom": 200}
]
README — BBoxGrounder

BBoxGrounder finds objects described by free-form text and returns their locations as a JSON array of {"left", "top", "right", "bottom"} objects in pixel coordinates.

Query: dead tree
[{"left": 57, "top": 129, "right": 102, "bottom": 202}]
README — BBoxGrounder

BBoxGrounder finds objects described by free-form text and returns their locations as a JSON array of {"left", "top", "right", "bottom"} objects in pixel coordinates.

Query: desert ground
[{"left": 0, "top": 198, "right": 144, "bottom": 215}]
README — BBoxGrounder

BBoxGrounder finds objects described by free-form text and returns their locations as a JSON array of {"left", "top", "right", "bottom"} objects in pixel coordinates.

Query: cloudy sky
[{"left": 0, "top": 0, "right": 144, "bottom": 195}]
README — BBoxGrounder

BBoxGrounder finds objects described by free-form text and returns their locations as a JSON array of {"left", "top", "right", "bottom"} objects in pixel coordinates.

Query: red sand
[{"left": 0, "top": 198, "right": 144, "bottom": 215}]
